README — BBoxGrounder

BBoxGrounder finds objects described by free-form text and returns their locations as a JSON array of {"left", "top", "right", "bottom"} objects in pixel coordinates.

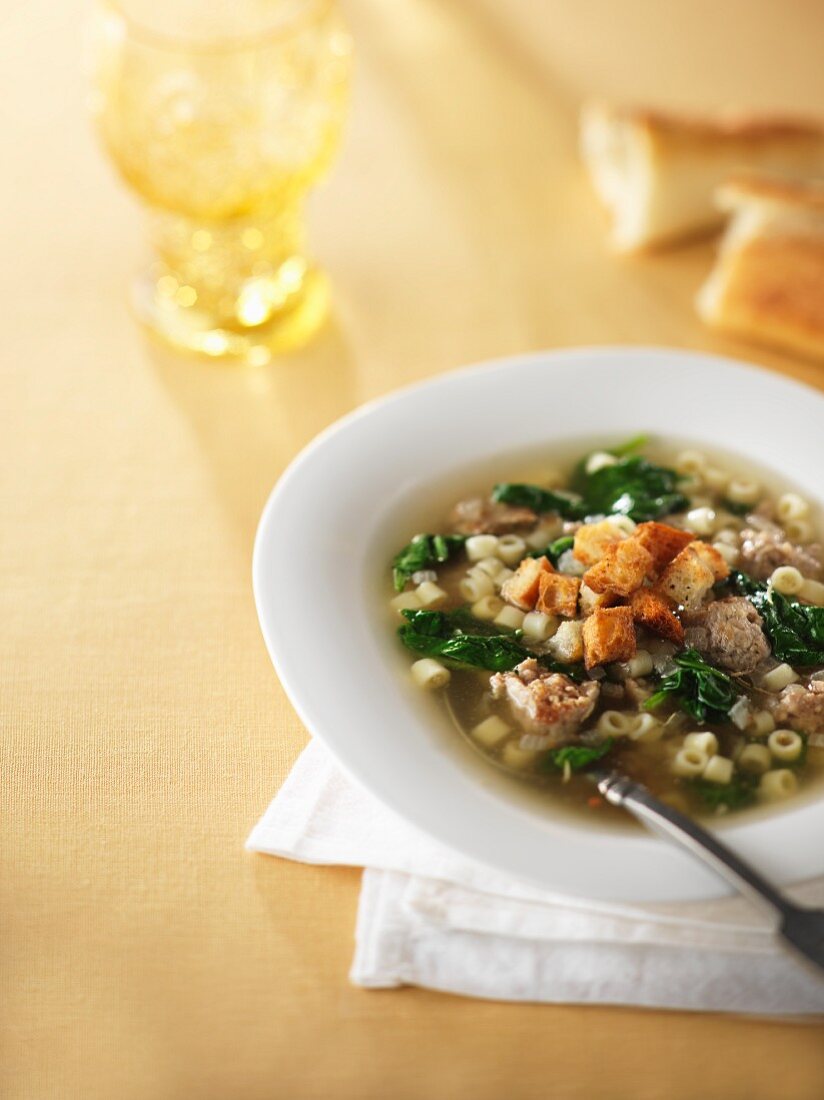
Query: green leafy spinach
[
  {"left": 729, "top": 571, "right": 824, "bottom": 666},
  {"left": 398, "top": 609, "right": 526, "bottom": 671},
  {"left": 645, "top": 648, "right": 740, "bottom": 724},
  {"left": 392, "top": 533, "right": 466, "bottom": 592},
  {"left": 494, "top": 443, "right": 687, "bottom": 525},
  {"left": 491, "top": 483, "right": 585, "bottom": 520},
  {"left": 575, "top": 455, "right": 689, "bottom": 522},
  {"left": 398, "top": 608, "right": 588, "bottom": 675},
  {"left": 720, "top": 499, "right": 751, "bottom": 517},
  {"left": 609, "top": 435, "right": 649, "bottom": 458},
  {"left": 690, "top": 774, "right": 757, "bottom": 811},
  {"left": 527, "top": 535, "right": 575, "bottom": 565},
  {"left": 544, "top": 738, "right": 614, "bottom": 772}
]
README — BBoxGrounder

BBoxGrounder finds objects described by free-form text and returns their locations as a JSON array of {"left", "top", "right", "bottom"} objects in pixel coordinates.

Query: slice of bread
[
  {"left": 580, "top": 103, "right": 824, "bottom": 252},
  {"left": 696, "top": 176, "right": 824, "bottom": 362}
]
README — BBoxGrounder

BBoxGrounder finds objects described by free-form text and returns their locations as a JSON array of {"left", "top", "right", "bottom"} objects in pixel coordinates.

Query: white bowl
[{"left": 253, "top": 347, "right": 824, "bottom": 902}]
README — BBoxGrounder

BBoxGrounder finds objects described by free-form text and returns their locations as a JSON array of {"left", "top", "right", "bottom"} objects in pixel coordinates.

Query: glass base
[{"left": 131, "top": 262, "right": 329, "bottom": 364}]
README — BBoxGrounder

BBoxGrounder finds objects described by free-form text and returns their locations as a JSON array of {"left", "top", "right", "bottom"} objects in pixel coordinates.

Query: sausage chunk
[
  {"left": 449, "top": 497, "right": 537, "bottom": 535},
  {"left": 682, "top": 596, "right": 770, "bottom": 673},
  {"left": 773, "top": 681, "right": 824, "bottom": 734},
  {"left": 739, "top": 525, "right": 823, "bottom": 581},
  {"left": 489, "top": 658, "right": 599, "bottom": 744}
]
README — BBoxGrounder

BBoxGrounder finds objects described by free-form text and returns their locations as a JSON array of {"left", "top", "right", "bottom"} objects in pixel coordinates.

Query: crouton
[
  {"left": 547, "top": 620, "right": 585, "bottom": 663},
  {"left": 573, "top": 520, "right": 625, "bottom": 566},
  {"left": 536, "top": 572, "right": 581, "bottom": 618},
  {"left": 582, "top": 606, "right": 637, "bottom": 670},
  {"left": 630, "top": 588, "right": 685, "bottom": 645},
  {"left": 579, "top": 582, "right": 619, "bottom": 615},
  {"left": 634, "top": 522, "right": 694, "bottom": 572},
  {"left": 500, "top": 555, "right": 553, "bottom": 610},
  {"left": 582, "top": 538, "right": 654, "bottom": 597},
  {"left": 691, "top": 539, "right": 730, "bottom": 582},
  {"left": 655, "top": 543, "right": 717, "bottom": 609}
]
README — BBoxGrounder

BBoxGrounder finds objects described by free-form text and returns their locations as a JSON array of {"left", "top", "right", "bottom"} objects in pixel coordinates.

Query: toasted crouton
[
  {"left": 691, "top": 539, "right": 730, "bottom": 582},
  {"left": 536, "top": 572, "right": 581, "bottom": 618},
  {"left": 547, "top": 620, "right": 585, "bottom": 663},
  {"left": 630, "top": 588, "right": 685, "bottom": 645},
  {"left": 582, "top": 606, "right": 637, "bottom": 670},
  {"left": 579, "top": 582, "right": 619, "bottom": 615},
  {"left": 634, "top": 522, "right": 694, "bottom": 572},
  {"left": 655, "top": 543, "right": 717, "bottom": 609},
  {"left": 500, "top": 555, "right": 553, "bottom": 610},
  {"left": 583, "top": 538, "right": 654, "bottom": 597},
  {"left": 573, "top": 520, "right": 625, "bottom": 566}
]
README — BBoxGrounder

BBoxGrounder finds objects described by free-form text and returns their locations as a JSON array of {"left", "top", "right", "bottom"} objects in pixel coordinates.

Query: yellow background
[{"left": 3, "top": 1, "right": 824, "bottom": 1097}]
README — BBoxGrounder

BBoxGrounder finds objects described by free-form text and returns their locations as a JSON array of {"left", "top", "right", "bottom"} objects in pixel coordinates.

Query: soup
[{"left": 386, "top": 437, "right": 824, "bottom": 820}]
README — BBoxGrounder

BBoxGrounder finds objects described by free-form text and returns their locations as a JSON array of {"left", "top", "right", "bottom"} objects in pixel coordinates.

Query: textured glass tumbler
[{"left": 88, "top": 0, "right": 351, "bottom": 361}]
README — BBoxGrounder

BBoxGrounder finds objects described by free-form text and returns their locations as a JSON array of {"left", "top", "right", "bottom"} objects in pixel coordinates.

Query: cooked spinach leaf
[
  {"left": 729, "top": 571, "right": 824, "bottom": 666},
  {"left": 398, "top": 609, "right": 525, "bottom": 671},
  {"left": 527, "top": 535, "right": 575, "bottom": 565},
  {"left": 610, "top": 435, "right": 649, "bottom": 458},
  {"left": 499, "top": 451, "right": 687, "bottom": 526},
  {"left": 399, "top": 609, "right": 448, "bottom": 637},
  {"left": 491, "top": 483, "right": 586, "bottom": 520},
  {"left": 392, "top": 533, "right": 466, "bottom": 592},
  {"left": 398, "top": 608, "right": 588, "bottom": 674},
  {"left": 547, "top": 535, "right": 575, "bottom": 562},
  {"left": 578, "top": 455, "right": 688, "bottom": 522},
  {"left": 691, "top": 774, "right": 757, "bottom": 811},
  {"left": 544, "top": 738, "right": 614, "bottom": 772},
  {"left": 721, "top": 498, "right": 751, "bottom": 517},
  {"left": 645, "top": 648, "right": 740, "bottom": 723},
  {"left": 439, "top": 605, "right": 503, "bottom": 637},
  {"left": 569, "top": 436, "right": 650, "bottom": 492}
]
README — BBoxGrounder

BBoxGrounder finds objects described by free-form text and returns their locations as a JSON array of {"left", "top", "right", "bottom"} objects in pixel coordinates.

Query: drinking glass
[{"left": 87, "top": 0, "right": 352, "bottom": 361}]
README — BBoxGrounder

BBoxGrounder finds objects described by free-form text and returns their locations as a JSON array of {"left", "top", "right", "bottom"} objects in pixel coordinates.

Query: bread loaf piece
[
  {"left": 580, "top": 103, "right": 824, "bottom": 251},
  {"left": 696, "top": 176, "right": 824, "bottom": 362}
]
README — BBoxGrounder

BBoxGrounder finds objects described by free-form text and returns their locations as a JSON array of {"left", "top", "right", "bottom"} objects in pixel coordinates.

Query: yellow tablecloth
[{"left": 4, "top": 2, "right": 824, "bottom": 1097}]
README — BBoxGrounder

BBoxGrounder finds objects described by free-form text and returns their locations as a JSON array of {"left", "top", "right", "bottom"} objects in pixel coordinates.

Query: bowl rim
[{"left": 253, "top": 345, "right": 824, "bottom": 902}]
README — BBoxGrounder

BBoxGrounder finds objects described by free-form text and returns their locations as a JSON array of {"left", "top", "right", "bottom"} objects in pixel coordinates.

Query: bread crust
[
  {"left": 719, "top": 174, "right": 824, "bottom": 213},
  {"left": 697, "top": 175, "right": 824, "bottom": 362},
  {"left": 581, "top": 102, "right": 824, "bottom": 251},
  {"left": 626, "top": 108, "right": 824, "bottom": 150}
]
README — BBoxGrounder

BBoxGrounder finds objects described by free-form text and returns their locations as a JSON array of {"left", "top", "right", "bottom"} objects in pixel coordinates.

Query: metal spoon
[{"left": 590, "top": 768, "right": 824, "bottom": 977}]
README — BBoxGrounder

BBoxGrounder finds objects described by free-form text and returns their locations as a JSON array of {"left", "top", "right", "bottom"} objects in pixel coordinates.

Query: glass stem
[{"left": 147, "top": 201, "right": 310, "bottom": 331}]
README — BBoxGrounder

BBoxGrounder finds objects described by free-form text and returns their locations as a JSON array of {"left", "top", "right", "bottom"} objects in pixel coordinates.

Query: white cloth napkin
[{"left": 246, "top": 739, "right": 824, "bottom": 1015}]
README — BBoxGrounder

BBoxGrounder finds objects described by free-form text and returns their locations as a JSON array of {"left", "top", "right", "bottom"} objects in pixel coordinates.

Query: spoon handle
[{"left": 593, "top": 770, "right": 824, "bottom": 976}]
